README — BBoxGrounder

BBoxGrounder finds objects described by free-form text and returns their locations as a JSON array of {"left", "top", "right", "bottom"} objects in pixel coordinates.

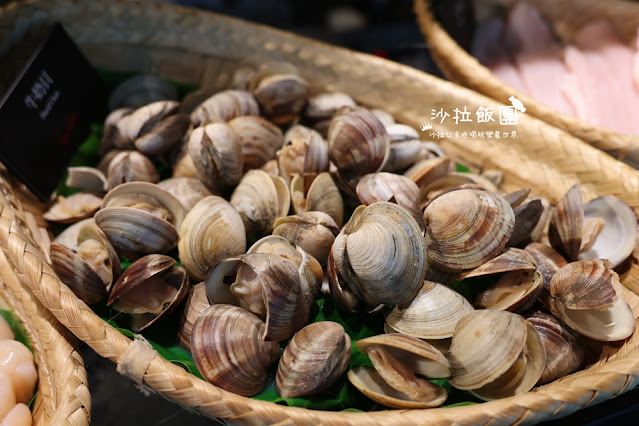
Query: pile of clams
[{"left": 45, "top": 61, "right": 638, "bottom": 409}]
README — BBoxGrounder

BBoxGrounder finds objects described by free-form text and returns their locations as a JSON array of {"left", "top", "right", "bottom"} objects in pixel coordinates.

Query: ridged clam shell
[
  {"left": 50, "top": 242, "right": 107, "bottom": 304},
  {"left": 327, "top": 106, "right": 390, "bottom": 178},
  {"left": 329, "top": 202, "right": 426, "bottom": 309},
  {"left": 157, "top": 177, "right": 212, "bottom": 213},
  {"left": 107, "top": 150, "right": 159, "bottom": 190},
  {"left": 525, "top": 242, "right": 568, "bottom": 290},
  {"left": 178, "top": 282, "right": 210, "bottom": 352},
  {"left": 290, "top": 172, "right": 343, "bottom": 227},
  {"left": 424, "top": 189, "right": 515, "bottom": 271},
  {"left": 252, "top": 73, "right": 309, "bottom": 125},
  {"left": 108, "top": 254, "right": 189, "bottom": 331},
  {"left": 228, "top": 115, "right": 283, "bottom": 170},
  {"left": 134, "top": 113, "right": 190, "bottom": 156},
  {"left": 385, "top": 281, "right": 474, "bottom": 340},
  {"left": 448, "top": 310, "right": 545, "bottom": 400},
  {"left": 115, "top": 100, "right": 179, "bottom": 147},
  {"left": 273, "top": 211, "right": 338, "bottom": 266},
  {"left": 276, "top": 322, "right": 351, "bottom": 398},
  {"left": 43, "top": 193, "right": 103, "bottom": 224},
  {"left": 459, "top": 248, "right": 537, "bottom": 279},
  {"left": 191, "top": 304, "right": 280, "bottom": 396},
  {"left": 230, "top": 170, "right": 290, "bottom": 243},
  {"left": 190, "top": 90, "right": 259, "bottom": 125},
  {"left": 178, "top": 196, "right": 246, "bottom": 282},
  {"left": 548, "top": 184, "right": 583, "bottom": 261},
  {"left": 278, "top": 125, "right": 329, "bottom": 183},
  {"left": 304, "top": 92, "right": 356, "bottom": 121},
  {"left": 507, "top": 198, "right": 544, "bottom": 247},
  {"left": 205, "top": 253, "right": 308, "bottom": 341}
]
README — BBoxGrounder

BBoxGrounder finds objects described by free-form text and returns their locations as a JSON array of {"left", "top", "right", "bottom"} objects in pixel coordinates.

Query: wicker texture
[
  {"left": 1, "top": 0, "right": 639, "bottom": 424},
  {"left": 0, "top": 179, "right": 90, "bottom": 425},
  {"left": 414, "top": 0, "right": 639, "bottom": 168}
]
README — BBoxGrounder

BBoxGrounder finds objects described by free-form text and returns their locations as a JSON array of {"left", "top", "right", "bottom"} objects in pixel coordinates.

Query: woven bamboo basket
[
  {"left": 0, "top": 174, "right": 90, "bottom": 425},
  {"left": 3, "top": 0, "right": 639, "bottom": 424},
  {"left": 414, "top": 0, "right": 639, "bottom": 168}
]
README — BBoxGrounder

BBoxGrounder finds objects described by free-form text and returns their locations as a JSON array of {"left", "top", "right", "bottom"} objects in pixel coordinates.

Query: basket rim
[
  {"left": 2, "top": 0, "right": 639, "bottom": 424},
  {"left": 414, "top": 0, "right": 639, "bottom": 168},
  {"left": 0, "top": 213, "right": 90, "bottom": 425}
]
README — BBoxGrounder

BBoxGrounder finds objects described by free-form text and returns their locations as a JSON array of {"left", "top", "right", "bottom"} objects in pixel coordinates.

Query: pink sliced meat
[
  {"left": 503, "top": 3, "right": 575, "bottom": 116},
  {"left": 472, "top": 18, "right": 527, "bottom": 94},
  {"left": 634, "top": 28, "right": 639, "bottom": 93},
  {"left": 565, "top": 21, "right": 639, "bottom": 134}
]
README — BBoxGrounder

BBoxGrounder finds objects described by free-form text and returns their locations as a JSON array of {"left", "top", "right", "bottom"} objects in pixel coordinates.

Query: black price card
[{"left": 0, "top": 23, "right": 105, "bottom": 201}]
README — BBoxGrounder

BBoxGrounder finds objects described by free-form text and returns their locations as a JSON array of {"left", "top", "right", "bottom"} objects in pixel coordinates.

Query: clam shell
[
  {"left": 347, "top": 367, "right": 447, "bottom": 409},
  {"left": 290, "top": 172, "right": 344, "bottom": 227},
  {"left": 550, "top": 259, "right": 635, "bottom": 341},
  {"left": 448, "top": 310, "right": 545, "bottom": 400},
  {"left": 190, "top": 90, "right": 259, "bottom": 125},
  {"left": 116, "top": 100, "right": 179, "bottom": 147},
  {"left": 424, "top": 189, "right": 515, "bottom": 271},
  {"left": 459, "top": 248, "right": 537, "bottom": 279},
  {"left": 525, "top": 242, "right": 568, "bottom": 290},
  {"left": 273, "top": 211, "right": 338, "bottom": 266},
  {"left": 578, "top": 196, "right": 638, "bottom": 267},
  {"left": 50, "top": 242, "right": 107, "bottom": 304},
  {"left": 65, "top": 167, "right": 108, "bottom": 195},
  {"left": 101, "top": 108, "right": 133, "bottom": 152},
  {"left": 230, "top": 170, "right": 290, "bottom": 243},
  {"left": 276, "top": 322, "right": 351, "bottom": 398},
  {"left": 385, "top": 281, "right": 473, "bottom": 340},
  {"left": 304, "top": 92, "right": 356, "bottom": 121},
  {"left": 157, "top": 177, "right": 212, "bottom": 213},
  {"left": 382, "top": 140, "right": 437, "bottom": 173},
  {"left": 178, "top": 196, "right": 246, "bottom": 282},
  {"left": 507, "top": 198, "right": 544, "bottom": 247},
  {"left": 178, "top": 282, "right": 210, "bottom": 352},
  {"left": 228, "top": 115, "right": 283, "bottom": 170},
  {"left": 252, "top": 73, "right": 309, "bottom": 124},
  {"left": 187, "top": 123, "right": 244, "bottom": 195},
  {"left": 329, "top": 202, "right": 426, "bottom": 309},
  {"left": 134, "top": 113, "right": 190, "bottom": 156},
  {"left": 548, "top": 184, "right": 583, "bottom": 261},
  {"left": 108, "top": 254, "right": 190, "bottom": 331},
  {"left": 278, "top": 125, "right": 329, "bottom": 184},
  {"left": 43, "top": 193, "right": 103, "bottom": 224},
  {"left": 191, "top": 304, "right": 280, "bottom": 396},
  {"left": 107, "top": 150, "right": 160, "bottom": 189},
  {"left": 327, "top": 106, "right": 390, "bottom": 178}
]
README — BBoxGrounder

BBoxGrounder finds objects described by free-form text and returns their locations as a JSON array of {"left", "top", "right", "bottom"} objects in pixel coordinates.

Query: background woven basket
[
  {"left": 414, "top": 0, "right": 639, "bottom": 169},
  {"left": 2, "top": 0, "right": 639, "bottom": 424},
  {"left": 0, "top": 173, "right": 90, "bottom": 425}
]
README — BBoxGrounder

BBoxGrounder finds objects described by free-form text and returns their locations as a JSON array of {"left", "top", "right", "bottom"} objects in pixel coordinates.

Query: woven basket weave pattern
[{"left": 1, "top": 0, "right": 639, "bottom": 424}]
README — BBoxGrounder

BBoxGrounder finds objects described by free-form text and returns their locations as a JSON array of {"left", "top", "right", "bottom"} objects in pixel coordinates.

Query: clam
[
  {"left": 382, "top": 140, "right": 439, "bottom": 173},
  {"left": 273, "top": 211, "right": 339, "bottom": 267},
  {"left": 107, "top": 150, "right": 160, "bottom": 189},
  {"left": 549, "top": 259, "right": 635, "bottom": 341},
  {"left": 385, "top": 124, "right": 419, "bottom": 142},
  {"left": 50, "top": 221, "right": 120, "bottom": 304},
  {"left": 134, "top": 113, "right": 190, "bottom": 156},
  {"left": 303, "top": 92, "right": 356, "bottom": 122},
  {"left": 578, "top": 196, "right": 638, "bottom": 267},
  {"left": 403, "top": 157, "right": 451, "bottom": 203},
  {"left": 157, "top": 177, "right": 212, "bottom": 213},
  {"left": 230, "top": 170, "right": 290, "bottom": 243},
  {"left": 191, "top": 304, "right": 280, "bottom": 396},
  {"left": 276, "top": 322, "right": 351, "bottom": 398},
  {"left": 248, "top": 235, "right": 323, "bottom": 306},
  {"left": 278, "top": 125, "right": 329, "bottom": 184},
  {"left": 356, "top": 172, "right": 424, "bottom": 231},
  {"left": 65, "top": 166, "right": 108, "bottom": 195},
  {"left": 108, "top": 254, "right": 190, "bottom": 331},
  {"left": 448, "top": 310, "right": 545, "bottom": 400},
  {"left": 385, "top": 280, "right": 474, "bottom": 340},
  {"left": 290, "top": 172, "right": 344, "bottom": 227},
  {"left": 190, "top": 90, "right": 259, "bottom": 125},
  {"left": 503, "top": 189, "right": 532, "bottom": 208},
  {"left": 184, "top": 123, "right": 244, "bottom": 195},
  {"left": 178, "top": 282, "right": 210, "bottom": 352},
  {"left": 178, "top": 196, "right": 246, "bottom": 282},
  {"left": 548, "top": 184, "right": 583, "bottom": 261},
  {"left": 526, "top": 311, "right": 584, "bottom": 384},
  {"left": 250, "top": 70, "right": 309, "bottom": 125},
  {"left": 113, "top": 100, "right": 180, "bottom": 148},
  {"left": 418, "top": 172, "right": 499, "bottom": 209},
  {"left": 95, "top": 182, "right": 185, "bottom": 259},
  {"left": 43, "top": 193, "right": 102, "bottom": 224},
  {"left": 424, "top": 189, "right": 515, "bottom": 271},
  {"left": 227, "top": 115, "right": 283, "bottom": 170},
  {"left": 327, "top": 106, "right": 390, "bottom": 179},
  {"left": 328, "top": 202, "right": 426, "bottom": 313},
  {"left": 204, "top": 253, "right": 308, "bottom": 341},
  {"left": 370, "top": 108, "right": 395, "bottom": 127},
  {"left": 459, "top": 248, "right": 543, "bottom": 312},
  {"left": 349, "top": 334, "right": 450, "bottom": 408},
  {"left": 507, "top": 198, "right": 545, "bottom": 247}
]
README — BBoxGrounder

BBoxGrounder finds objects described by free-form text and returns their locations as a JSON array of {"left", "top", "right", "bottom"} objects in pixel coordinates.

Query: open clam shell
[
  {"left": 550, "top": 259, "right": 635, "bottom": 341},
  {"left": 578, "top": 196, "right": 638, "bottom": 268},
  {"left": 424, "top": 189, "right": 515, "bottom": 271},
  {"left": 191, "top": 304, "right": 280, "bottom": 397},
  {"left": 549, "top": 184, "right": 584, "bottom": 261},
  {"left": 278, "top": 125, "right": 329, "bottom": 184},
  {"left": 448, "top": 310, "right": 545, "bottom": 401},
  {"left": 273, "top": 211, "right": 339, "bottom": 266},
  {"left": 290, "top": 172, "right": 344, "bottom": 227},
  {"left": 108, "top": 254, "right": 190, "bottom": 331},
  {"left": 276, "top": 322, "right": 351, "bottom": 398},
  {"left": 43, "top": 193, "right": 103, "bottom": 224},
  {"left": 525, "top": 242, "right": 568, "bottom": 290},
  {"left": 204, "top": 253, "right": 308, "bottom": 341}
]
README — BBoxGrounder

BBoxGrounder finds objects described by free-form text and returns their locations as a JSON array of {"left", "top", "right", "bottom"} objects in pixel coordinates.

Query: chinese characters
[{"left": 23, "top": 70, "right": 60, "bottom": 120}]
